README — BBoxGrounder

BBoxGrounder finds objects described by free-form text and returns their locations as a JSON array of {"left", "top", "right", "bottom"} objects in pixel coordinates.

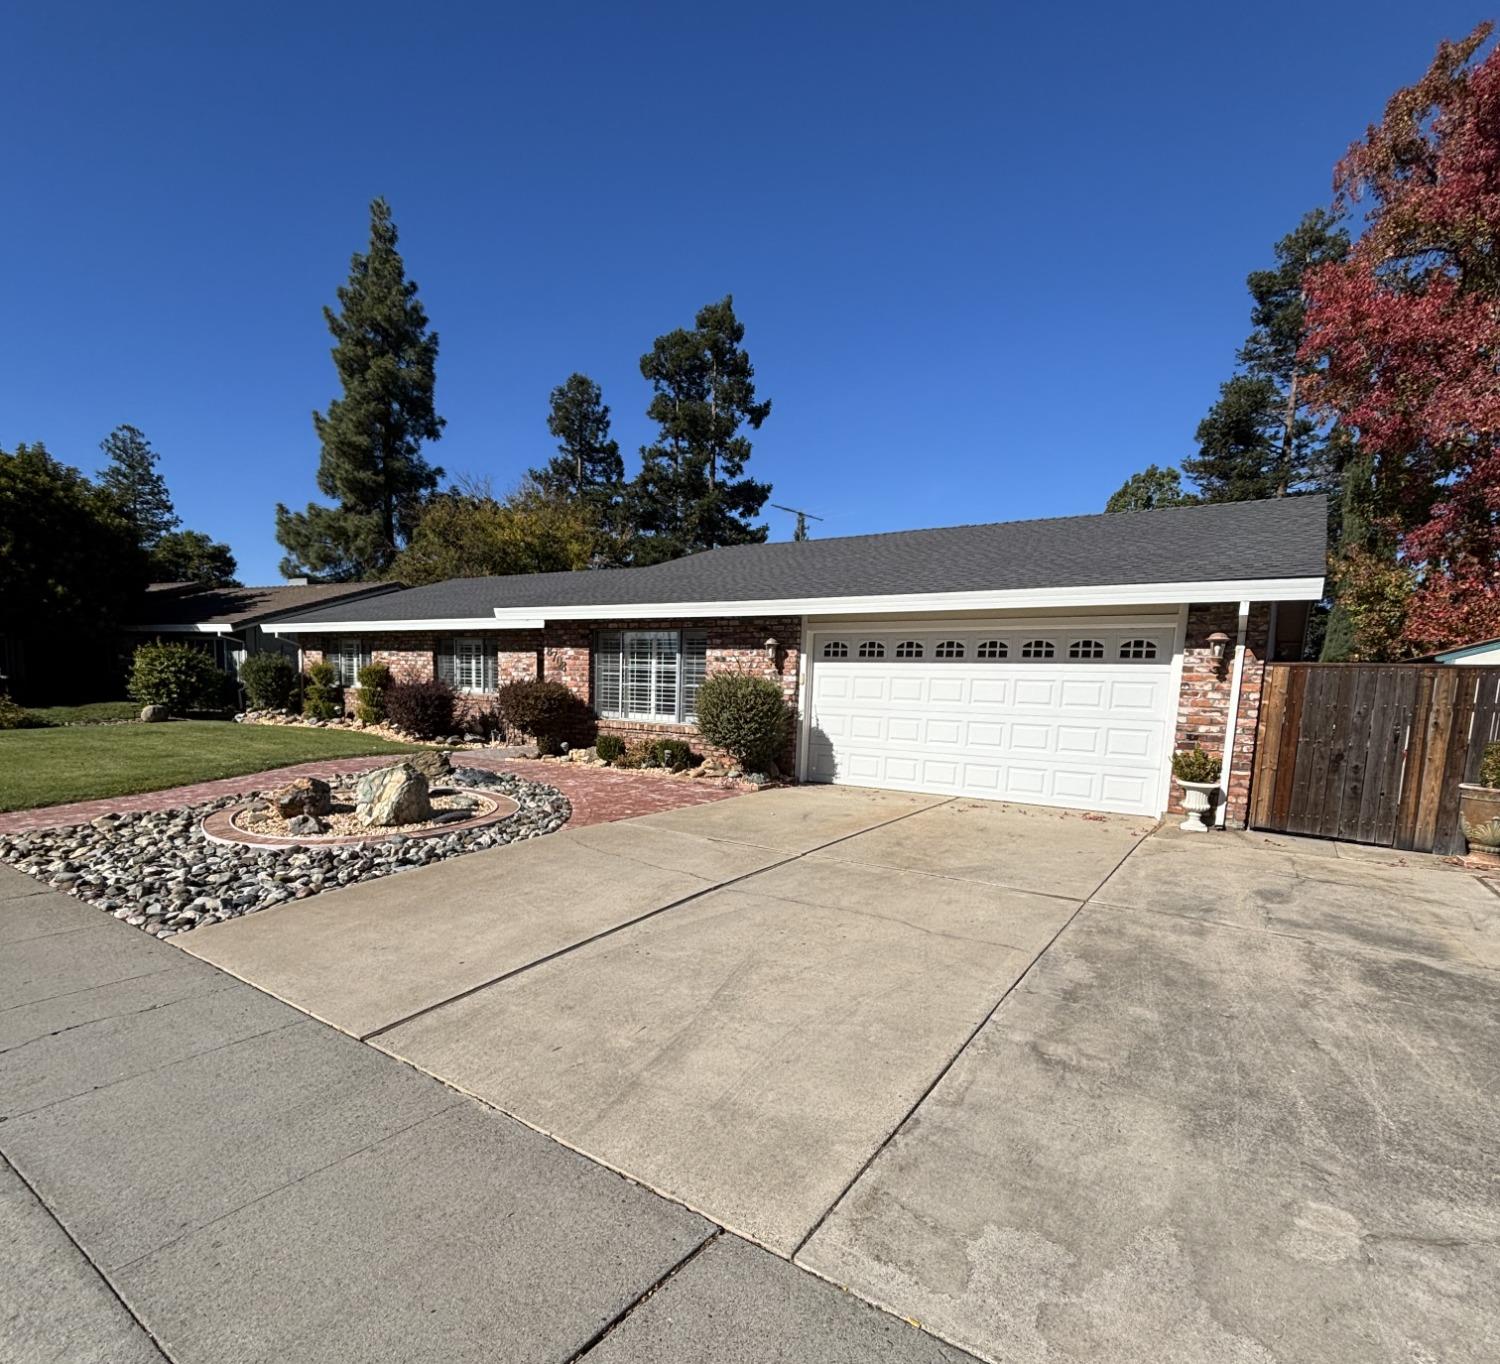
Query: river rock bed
[{"left": 0, "top": 768, "right": 569, "bottom": 939}]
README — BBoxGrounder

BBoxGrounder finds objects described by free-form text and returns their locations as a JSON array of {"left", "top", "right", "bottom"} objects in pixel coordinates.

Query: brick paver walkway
[{"left": 0, "top": 752, "right": 744, "bottom": 834}]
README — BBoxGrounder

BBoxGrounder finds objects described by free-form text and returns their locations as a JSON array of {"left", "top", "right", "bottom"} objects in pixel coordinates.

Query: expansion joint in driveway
[
  {"left": 788, "top": 822, "right": 1152, "bottom": 1261},
  {"left": 358, "top": 798, "right": 955, "bottom": 1044}
]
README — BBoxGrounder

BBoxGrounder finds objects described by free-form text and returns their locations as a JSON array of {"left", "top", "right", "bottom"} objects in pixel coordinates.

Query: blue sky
[{"left": 3, "top": 2, "right": 1490, "bottom": 584}]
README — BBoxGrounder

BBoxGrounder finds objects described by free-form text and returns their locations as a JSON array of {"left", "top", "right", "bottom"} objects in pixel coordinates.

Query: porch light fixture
[
  {"left": 1207, "top": 631, "right": 1230, "bottom": 662},
  {"left": 764, "top": 637, "right": 781, "bottom": 668}
]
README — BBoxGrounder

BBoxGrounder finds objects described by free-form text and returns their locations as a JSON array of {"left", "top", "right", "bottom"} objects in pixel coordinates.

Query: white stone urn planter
[{"left": 1176, "top": 780, "right": 1219, "bottom": 833}]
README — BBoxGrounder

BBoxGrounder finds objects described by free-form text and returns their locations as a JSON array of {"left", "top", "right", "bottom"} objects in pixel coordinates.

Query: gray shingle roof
[
  {"left": 132, "top": 581, "right": 402, "bottom": 628},
  {"left": 275, "top": 495, "right": 1328, "bottom": 625}
]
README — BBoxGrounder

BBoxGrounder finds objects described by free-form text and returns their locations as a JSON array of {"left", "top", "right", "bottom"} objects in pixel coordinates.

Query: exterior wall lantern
[
  {"left": 1207, "top": 631, "right": 1231, "bottom": 673},
  {"left": 764, "top": 637, "right": 782, "bottom": 671}
]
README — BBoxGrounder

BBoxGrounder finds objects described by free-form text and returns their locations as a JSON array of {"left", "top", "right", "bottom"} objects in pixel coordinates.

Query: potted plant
[
  {"left": 1459, "top": 742, "right": 1500, "bottom": 867},
  {"left": 1172, "top": 747, "right": 1222, "bottom": 833}
]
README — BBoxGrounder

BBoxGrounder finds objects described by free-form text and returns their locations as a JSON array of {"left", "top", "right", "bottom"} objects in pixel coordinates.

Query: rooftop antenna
[{"left": 770, "top": 503, "right": 824, "bottom": 542}]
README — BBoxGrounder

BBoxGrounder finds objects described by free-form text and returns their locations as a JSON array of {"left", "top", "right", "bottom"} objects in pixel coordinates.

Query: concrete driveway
[{"left": 175, "top": 788, "right": 1499, "bottom": 1362}]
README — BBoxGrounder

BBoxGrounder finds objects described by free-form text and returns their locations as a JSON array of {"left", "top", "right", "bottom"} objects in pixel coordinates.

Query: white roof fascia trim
[
  {"left": 267, "top": 616, "right": 546, "bottom": 635},
  {"left": 131, "top": 622, "right": 235, "bottom": 634},
  {"left": 483, "top": 577, "right": 1326, "bottom": 624}
]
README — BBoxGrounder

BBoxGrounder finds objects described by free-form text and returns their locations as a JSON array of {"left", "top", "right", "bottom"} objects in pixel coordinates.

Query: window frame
[
  {"left": 452, "top": 636, "right": 493, "bottom": 694},
  {"left": 593, "top": 629, "right": 707, "bottom": 724},
  {"left": 328, "top": 637, "right": 369, "bottom": 688}
]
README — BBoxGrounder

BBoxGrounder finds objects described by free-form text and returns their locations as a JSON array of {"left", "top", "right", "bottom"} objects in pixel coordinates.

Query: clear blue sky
[{"left": 3, "top": 2, "right": 1490, "bottom": 584}]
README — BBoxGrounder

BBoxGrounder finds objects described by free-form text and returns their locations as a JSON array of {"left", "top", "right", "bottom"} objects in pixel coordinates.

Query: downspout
[{"left": 1217, "top": 600, "right": 1251, "bottom": 828}]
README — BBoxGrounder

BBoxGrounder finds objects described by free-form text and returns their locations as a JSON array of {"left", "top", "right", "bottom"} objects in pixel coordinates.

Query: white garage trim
[{"left": 801, "top": 616, "right": 1180, "bottom": 816}]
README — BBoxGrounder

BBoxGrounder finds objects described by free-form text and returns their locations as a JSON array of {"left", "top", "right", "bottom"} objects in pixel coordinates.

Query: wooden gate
[{"left": 1249, "top": 664, "right": 1500, "bottom": 854}]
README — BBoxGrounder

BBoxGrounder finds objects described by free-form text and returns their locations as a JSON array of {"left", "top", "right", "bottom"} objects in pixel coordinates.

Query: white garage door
[{"left": 805, "top": 623, "right": 1177, "bottom": 816}]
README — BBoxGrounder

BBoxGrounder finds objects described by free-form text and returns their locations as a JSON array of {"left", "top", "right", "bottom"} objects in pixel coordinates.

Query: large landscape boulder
[
  {"left": 354, "top": 763, "right": 432, "bottom": 827},
  {"left": 408, "top": 749, "right": 453, "bottom": 782},
  {"left": 140, "top": 705, "right": 169, "bottom": 723},
  {"left": 272, "top": 776, "right": 332, "bottom": 818}
]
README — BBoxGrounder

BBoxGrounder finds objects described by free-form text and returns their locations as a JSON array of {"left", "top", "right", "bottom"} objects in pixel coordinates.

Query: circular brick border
[{"left": 200, "top": 792, "right": 520, "bottom": 849}]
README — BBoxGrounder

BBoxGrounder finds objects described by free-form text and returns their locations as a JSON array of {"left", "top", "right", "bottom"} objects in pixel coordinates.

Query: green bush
[
  {"left": 693, "top": 672, "right": 792, "bottom": 774},
  {"left": 384, "top": 678, "right": 455, "bottom": 739},
  {"left": 301, "top": 661, "right": 341, "bottom": 721},
  {"left": 650, "top": 737, "right": 696, "bottom": 771},
  {"left": 617, "top": 739, "right": 656, "bottom": 768},
  {"left": 496, "top": 680, "right": 594, "bottom": 752},
  {"left": 1480, "top": 741, "right": 1500, "bottom": 789},
  {"left": 128, "top": 642, "right": 224, "bottom": 716},
  {"left": 1171, "top": 747, "right": 1222, "bottom": 784},
  {"left": 0, "top": 694, "right": 47, "bottom": 729},
  {"left": 595, "top": 734, "right": 626, "bottom": 764},
  {"left": 356, "top": 662, "right": 392, "bottom": 725},
  {"left": 239, "top": 653, "right": 298, "bottom": 711}
]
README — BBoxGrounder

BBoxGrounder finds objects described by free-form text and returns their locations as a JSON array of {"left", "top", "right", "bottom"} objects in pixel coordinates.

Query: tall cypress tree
[
  {"left": 629, "top": 296, "right": 772, "bottom": 564},
  {"left": 276, "top": 198, "right": 443, "bottom": 580},
  {"left": 98, "top": 424, "right": 178, "bottom": 548}
]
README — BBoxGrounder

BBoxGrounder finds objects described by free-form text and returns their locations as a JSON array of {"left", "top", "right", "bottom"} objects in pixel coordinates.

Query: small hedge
[
  {"left": 496, "top": 680, "right": 594, "bottom": 754},
  {"left": 129, "top": 642, "right": 225, "bottom": 716},
  {"left": 301, "top": 661, "right": 341, "bottom": 721},
  {"left": 384, "top": 677, "right": 456, "bottom": 739},
  {"left": 1480, "top": 741, "right": 1500, "bottom": 789},
  {"left": 694, "top": 672, "right": 792, "bottom": 774},
  {"left": 1172, "top": 747, "right": 1221, "bottom": 784},
  {"left": 239, "top": 653, "right": 298, "bottom": 711},
  {"left": 356, "top": 662, "right": 392, "bottom": 725},
  {"left": 651, "top": 737, "right": 695, "bottom": 771},
  {"left": 595, "top": 734, "right": 626, "bottom": 764},
  {"left": 0, "top": 694, "right": 46, "bottom": 730}
]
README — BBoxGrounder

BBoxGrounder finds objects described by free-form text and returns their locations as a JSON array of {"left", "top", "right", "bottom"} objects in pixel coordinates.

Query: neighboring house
[
  {"left": 1427, "top": 637, "right": 1500, "bottom": 667},
  {"left": 127, "top": 581, "right": 404, "bottom": 677},
  {"left": 268, "top": 496, "right": 1328, "bottom": 827}
]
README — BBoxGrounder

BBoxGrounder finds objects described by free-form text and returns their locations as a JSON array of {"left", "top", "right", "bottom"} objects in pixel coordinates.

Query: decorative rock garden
[{"left": 0, "top": 763, "right": 569, "bottom": 939}]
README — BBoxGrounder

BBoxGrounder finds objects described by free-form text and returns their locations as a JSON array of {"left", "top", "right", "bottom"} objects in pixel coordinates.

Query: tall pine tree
[
  {"left": 98, "top": 424, "right": 178, "bottom": 547},
  {"left": 276, "top": 198, "right": 443, "bottom": 581},
  {"left": 1183, "top": 210, "right": 1349, "bottom": 502},
  {"left": 529, "top": 373, "right": 626, "bottom": 559},
  {"left": 629, "top": 296, "right": 772, "bottom": 564}
]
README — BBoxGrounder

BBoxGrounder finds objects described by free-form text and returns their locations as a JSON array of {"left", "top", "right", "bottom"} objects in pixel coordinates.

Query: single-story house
[
  {"left": 1426, "top": 637, "right": 1500, "bottom": 666},
  {"left": 268, "top": 495, "right": 1328, "bottom": 827},
  {"left": 127, "top": 580, "right": 403, "bottom": 677}
]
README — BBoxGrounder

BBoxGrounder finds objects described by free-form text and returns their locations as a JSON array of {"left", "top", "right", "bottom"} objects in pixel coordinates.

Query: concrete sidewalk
[{"left": 0, "top": 874, "right": 975, "bottom": 1364}]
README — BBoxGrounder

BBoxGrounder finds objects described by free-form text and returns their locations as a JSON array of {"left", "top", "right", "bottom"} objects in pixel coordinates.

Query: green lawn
[
  {"left": 25, "top": 700, "right": 143, "bottom": 726},
  {"left": 0, "top": 721, "right": 426, "bottom": 812}
]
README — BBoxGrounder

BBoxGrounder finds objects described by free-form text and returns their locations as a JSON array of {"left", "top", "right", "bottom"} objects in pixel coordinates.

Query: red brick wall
[
  {"left": 300, "top": 617, "right": 804, "bottom": 772},
  {"left": 1171, "top": 603, "right": 1271, "bottom": 827}
]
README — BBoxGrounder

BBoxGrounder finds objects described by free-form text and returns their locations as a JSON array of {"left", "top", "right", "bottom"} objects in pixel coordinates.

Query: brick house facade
[{"left": 302, "top": 615, "right": 803, "bottom": 774}]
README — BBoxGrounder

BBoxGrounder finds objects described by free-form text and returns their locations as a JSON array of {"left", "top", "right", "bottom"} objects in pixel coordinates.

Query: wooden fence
[{"left": 1249, "top": 664, "right": 1500, "bottom": 854}]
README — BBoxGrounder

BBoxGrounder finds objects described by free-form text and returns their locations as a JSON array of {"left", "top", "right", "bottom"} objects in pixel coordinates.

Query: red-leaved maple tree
[{"left": 1302, "top": 24, "right": 1500, "bottom": 649}]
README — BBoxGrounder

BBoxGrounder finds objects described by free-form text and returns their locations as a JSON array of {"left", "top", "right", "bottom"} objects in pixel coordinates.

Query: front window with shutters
[
  {"left": 328, "top": 637, "right": 370, "bottom": 687},
  {"left": 436, "top": 636, "right": 496, "bottom": 693},
  {"left": 593, "top": 630, "right": 708, "bottom": 722}
]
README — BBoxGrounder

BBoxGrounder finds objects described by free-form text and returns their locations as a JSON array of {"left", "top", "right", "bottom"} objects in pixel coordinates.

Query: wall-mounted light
[
  {"left": 764, "top": 637, "right": 781, "bottom": 670},
  {"left": 1207, "top": 631, "right": 1231, "bottom": 673}
]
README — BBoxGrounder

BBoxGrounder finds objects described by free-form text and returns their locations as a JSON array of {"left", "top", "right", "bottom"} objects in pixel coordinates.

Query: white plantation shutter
[
  {"left": 450, "top": 637, "right": 495, "bottom": 692},
  {"left": 594, "top": 632, "right": 623, "bottom": 716},
  {"left": 682, "top": 632, "right": 708, "bottom": 720}
]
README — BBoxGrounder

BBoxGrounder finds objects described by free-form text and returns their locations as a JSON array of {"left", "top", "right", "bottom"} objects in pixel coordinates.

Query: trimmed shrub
[
  {"left": 464, "top": 703, "right": 504, "bottom": 741},
  {"left": 301, "top": 661, "right": 341, "bottom": 721},
  {"left": 384, "top": 677, "right": 456, "bottom": 739},
  {"left": 0, "top": 694, "right": 47, "bottom": 729},
  {"left": 1480, "top": 741, "right": 1500, "bottom": 789},
  {"left": 128, "top": 642, "right": 224, "bottom": 716},
  {"left": 356, "top": 662, "right": 392, "bottom": 725},
  {"left": 650, "top": 738, "right": 695, "bottom": 771},
  {"left": 239, "top": 653, "right": 298, "bottom": 711},
  {"left": 693, "top": 672, "right": 792, "bottom": 774},
  {"left": 1171, "top": 747, "right": 1221, "bottom": 784},
  {"left": 595, "top": 734, "right": 626, "bottom": 765},
  {"left": 617, "top": 739, "right": 656, "bottom": 769},
  {"left": 496, "top": 680, "right": 594, "bottom": 753}
]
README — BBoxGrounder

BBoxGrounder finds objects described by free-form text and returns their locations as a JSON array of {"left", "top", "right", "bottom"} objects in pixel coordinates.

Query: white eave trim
[
  {"left": 489, "top": 576, "right": 1327, "bottom": 624},
  {"left": 267, "top": 616, "right": 546, "bottom": 635},
  {"left": 129, "top": 622, "right": 235, "bottom": 634},
  {"left": 261, "top": 577, "right": 1324, "bottom": 633}
]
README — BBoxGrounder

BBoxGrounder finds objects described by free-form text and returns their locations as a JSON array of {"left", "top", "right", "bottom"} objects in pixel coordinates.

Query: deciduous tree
[
  {"left": 1303, "top": 24, "right": 1500, "bottom": 650},
  {"left": 149, "top": 529, "right": 239, "bottom": 587},
  {"left": 629, "top": 296, "right": 772, "bottom": 563},
  {"left": 277, "top": 198, "right": 443, "bottom": 581}
]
